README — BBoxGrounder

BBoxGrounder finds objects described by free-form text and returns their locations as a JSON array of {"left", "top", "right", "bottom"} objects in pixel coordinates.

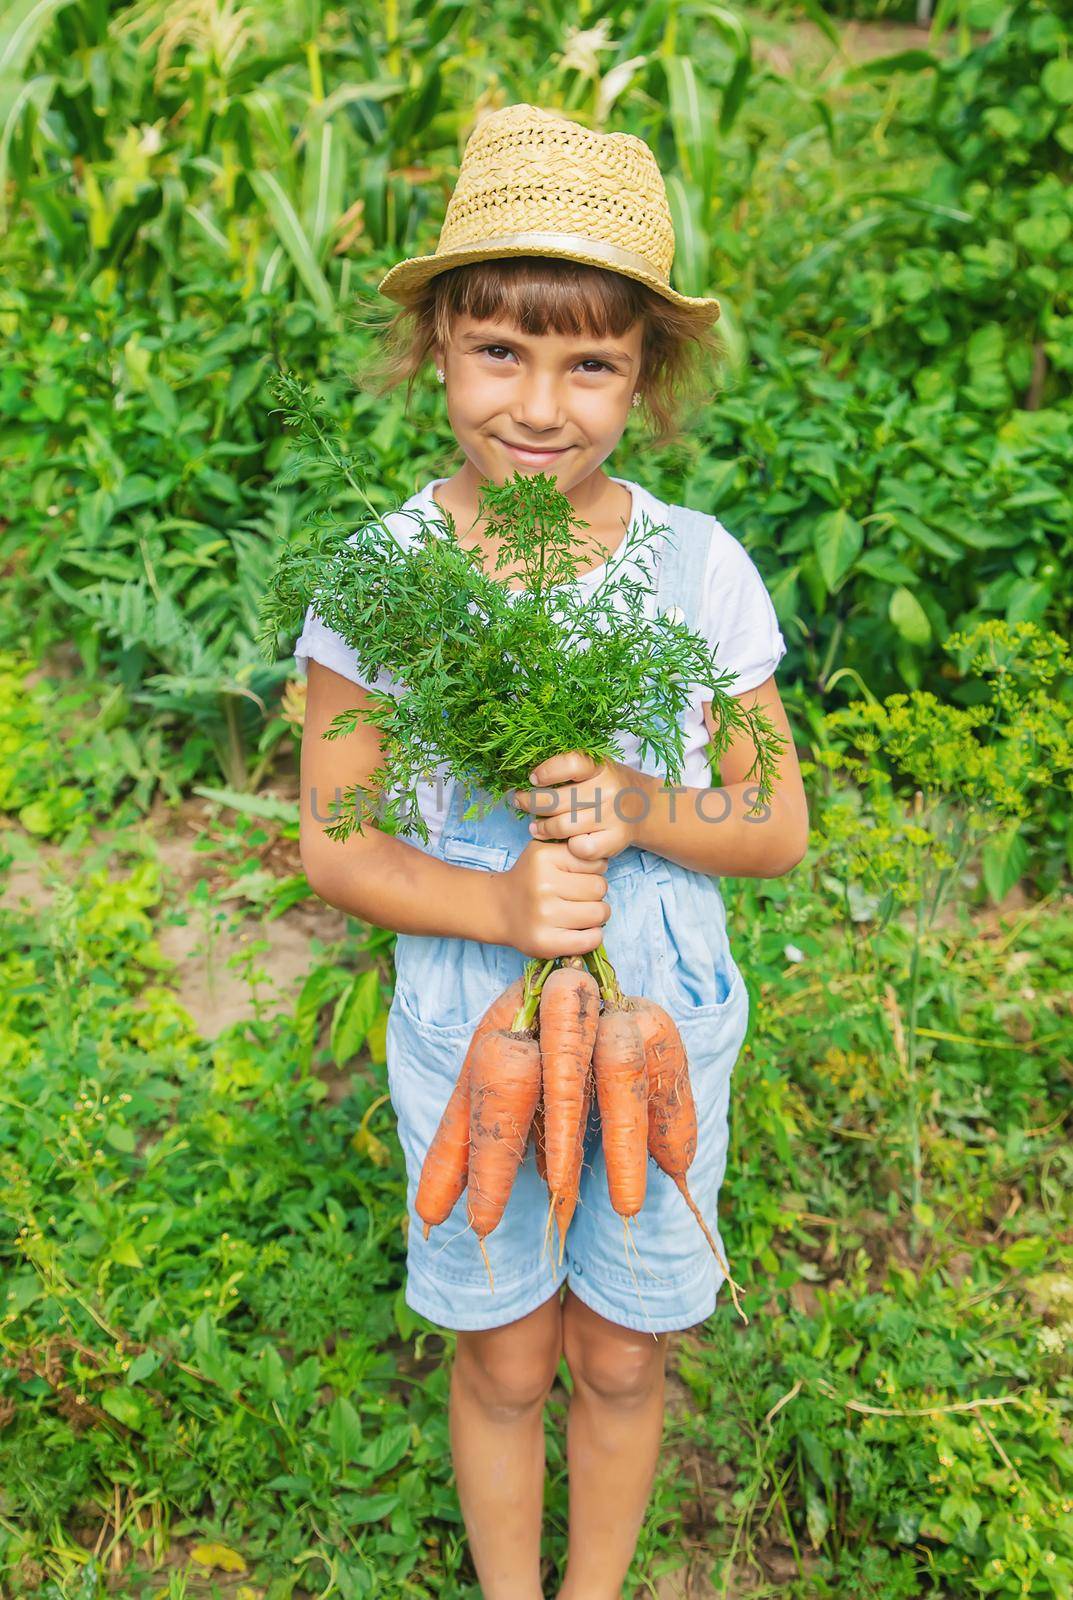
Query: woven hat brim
[{"left": 378, "top": 239, "right": 721, "bottom": 323}]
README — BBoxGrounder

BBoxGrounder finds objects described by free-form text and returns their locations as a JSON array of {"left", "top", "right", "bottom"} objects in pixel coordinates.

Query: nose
[{"left": 510, "top": 372, "right": 565, "bottom": 435}]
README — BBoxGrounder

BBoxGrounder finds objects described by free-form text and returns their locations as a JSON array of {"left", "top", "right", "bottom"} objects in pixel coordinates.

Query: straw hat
[{"left": 377, "top": 102, "right": 721, "bottom": 325}]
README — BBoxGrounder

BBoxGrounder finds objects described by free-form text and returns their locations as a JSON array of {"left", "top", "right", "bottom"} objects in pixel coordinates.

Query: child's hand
[
  {"left": 496, "top": 840, "right": 610, "bottom": 960},
  {"left": 511, "top": 753, "right": 651, "bottom": 862}
]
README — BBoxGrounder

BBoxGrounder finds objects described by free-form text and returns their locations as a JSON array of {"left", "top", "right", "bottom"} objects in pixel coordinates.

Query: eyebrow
[{"left": 460, "top": 330, "right": 632, "bottom": 362}]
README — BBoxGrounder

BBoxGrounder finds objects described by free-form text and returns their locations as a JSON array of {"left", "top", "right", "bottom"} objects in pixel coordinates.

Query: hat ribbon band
[{"left": 439, "top": 230, "right": 665, "bottom": 283}]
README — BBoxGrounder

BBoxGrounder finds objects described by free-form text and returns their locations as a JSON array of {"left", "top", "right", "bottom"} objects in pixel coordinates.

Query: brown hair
[{"left": 352, "top": 256, "right": 725, "bottom": 451}]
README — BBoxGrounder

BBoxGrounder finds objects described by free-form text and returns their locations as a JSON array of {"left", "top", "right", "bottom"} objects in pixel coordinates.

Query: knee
[
  {"left": 564, "top": 1326, "right": 666, "bottom": 1408},
  {"left": 455, "top": 1328, "right": 561, "bottom": 1420}
]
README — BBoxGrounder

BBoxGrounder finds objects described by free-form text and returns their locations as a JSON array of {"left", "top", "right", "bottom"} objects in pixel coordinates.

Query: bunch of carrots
[{"left": 415, "top": 947, "right": 747, "bottom": 1323}]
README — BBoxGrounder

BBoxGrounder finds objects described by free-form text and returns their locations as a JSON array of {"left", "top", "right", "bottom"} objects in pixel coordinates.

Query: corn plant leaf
[
  {"left": 301, "top": 115, "right": 346, "bottom": 257},
  {"left": 0, "top": 71, "right": 55, "bottom": 230},
  {"left": 665, "top": 55, "right": 715, "bottom": 201},
  {"left": 241, "top": 87, "right": 295, "bottom": 176},
  {"left": 664, "top": 172, "right": 707, "bottom": 299},
  {"left": 249, "top": 168, "right": 335, "bottom": 317},
  {"left": 0, "top": 0, "right": 77, "bottom": 76}
]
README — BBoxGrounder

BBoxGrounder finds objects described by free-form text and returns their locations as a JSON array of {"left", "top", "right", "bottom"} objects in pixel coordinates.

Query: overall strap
[{"left": 651, "top": 503, "right": 715, "bottom": 635}]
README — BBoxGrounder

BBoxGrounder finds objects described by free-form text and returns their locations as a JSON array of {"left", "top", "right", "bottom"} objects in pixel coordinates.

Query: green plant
[
  {"left": 707, "top": 842, "right": 1073, "bottom": 1596},
  {"left": 2, "top": 4, "right": 1072, "bottom": 1592},
  {"left": 680, "top": 0, "right": 1073, "bottom": 699},
  {"left": 835, "top": 0, "right": 1073, "bottom": 411},
  {"left": 805, "top": 619, "right": 1072, "bottom": 1223},
  {"left": 0, "top": 651, "right": 165, "bottom": 840},
  {"left": 688, "top": 347, "right": 1073, "bottom": 697}
]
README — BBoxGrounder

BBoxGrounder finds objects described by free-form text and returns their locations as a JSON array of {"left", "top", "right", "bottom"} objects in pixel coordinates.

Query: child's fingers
[
  {"left": 555, "top": 864, "right": 609, "bottom": 899},
  {"left": 508, "top": 783, "right": 563, "bottom": 813},
  {"left": 529, "top": 752, "right": 601, "bottom": 787},
  {"left": 512, "top": 784, "right": 564, "bottom": 819},
  {"left": 527, "top": 786, "right": 563, "bottom": 818},
  {"left": 530, "top": 808, "right": 611, "bottom": 842},
  {"left": 529, "top": 813, "right": 576, "bottom": 841},
  {"left": 567, "top": 830, "right": 618, "bottom": 862},
  {"left": 546, "top": 842, "right": 609, "bottom": 875},
  {"left": 552, "top": 895, "right": 612, "bottom": 932}
]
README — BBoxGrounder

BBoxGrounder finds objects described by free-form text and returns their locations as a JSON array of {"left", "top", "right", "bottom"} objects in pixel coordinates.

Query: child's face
[{"left": 436, "top": 313, "right": 644, "bottom": 492}]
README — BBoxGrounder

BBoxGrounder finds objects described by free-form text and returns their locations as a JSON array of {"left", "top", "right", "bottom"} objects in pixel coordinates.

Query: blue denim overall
[{"left": 385, "top": 509, "right": 751, "bottom": 1333}]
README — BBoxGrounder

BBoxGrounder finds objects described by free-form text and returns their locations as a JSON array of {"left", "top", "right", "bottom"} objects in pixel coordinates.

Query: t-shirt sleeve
[
  {"left": 293, "top": 601, "right": 367, "bottom": 686},
  {"left": 293, "top": 603, "right": 401, "bottom": 696},
  {"left": 699, "top": 522, "right": 787, "bottom": 696}
]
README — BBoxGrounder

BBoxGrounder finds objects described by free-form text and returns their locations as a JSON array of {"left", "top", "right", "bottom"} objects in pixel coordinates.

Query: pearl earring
[
  {"left": 631, "top": 393, "right": 641, "bottom": 408},
  {"left": 436, "top": 369, "right": 445, "bottom": 383}
]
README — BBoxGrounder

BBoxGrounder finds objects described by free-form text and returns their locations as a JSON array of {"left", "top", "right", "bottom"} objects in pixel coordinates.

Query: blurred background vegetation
[{"left": 1, "top": 1, "right": 1071, "bottom": 1597}]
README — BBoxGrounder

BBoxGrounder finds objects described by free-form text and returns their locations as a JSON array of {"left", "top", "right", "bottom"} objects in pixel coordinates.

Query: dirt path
[{"left": 1, "top": 790, "right": 351, "bottom": 1039}]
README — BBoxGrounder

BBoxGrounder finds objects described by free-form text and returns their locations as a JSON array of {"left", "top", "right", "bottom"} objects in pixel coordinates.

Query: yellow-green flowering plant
[{"left": 805, "top": 619, "right": 1073, "bottom": 1227}]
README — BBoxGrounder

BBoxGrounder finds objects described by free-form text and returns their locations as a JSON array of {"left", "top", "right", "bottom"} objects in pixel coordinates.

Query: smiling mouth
[{"left": 498, "top": 439, "right": 572, "bottom": 454}]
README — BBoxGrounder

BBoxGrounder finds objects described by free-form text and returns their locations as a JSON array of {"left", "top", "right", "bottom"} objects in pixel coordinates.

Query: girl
[{"left": 297, "top": 104, "right": 808, "bottom": 1600}]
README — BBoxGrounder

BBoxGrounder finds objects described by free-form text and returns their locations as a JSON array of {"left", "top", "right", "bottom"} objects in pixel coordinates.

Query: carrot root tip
[
  {"left": 541, "top": 1195, "right": 556, "bottom": 1265},
  {"left": 477, "top": 1234, "right": 495, "bottom": 1294},
  {"left": 619, "top": 1214, "right": 655, "bottom": 1322},
  {"left": 672, "top": 1176, "right": 749, "bottom": 1325},
  {"left": 555, "top": 1210, "right": 569, "bottom": 1271}
]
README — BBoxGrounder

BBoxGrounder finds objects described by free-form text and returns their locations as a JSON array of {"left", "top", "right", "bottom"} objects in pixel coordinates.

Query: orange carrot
[
  {"left": 531, "top": 1094, "right": 548, "bottom": 1186},
  {"left": 467, "top": 1026, "right": 542, "bottom": 1287},
  {"left": 591, "top": 1007, "right": 648, "bottom": 1219},
  {"left": 539, "top": 959, "right": 600, "bottom": 1197},
  {"left": 632, "top": 999, "right": 696, "bottom": 1173},
  {"left": 415, "top": 976, "right": 524, "bottom": 1239},
  {"left": 551, "top": 1064, "right": 592, "bottom": 1266},
  {"left": 631, "top": 996, "right": 748, "bottom": 1324}
]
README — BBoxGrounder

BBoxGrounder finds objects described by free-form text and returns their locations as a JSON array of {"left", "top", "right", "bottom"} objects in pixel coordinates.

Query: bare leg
[
  {"left": 448, "top": 1288, "right": 564, "bottom": 1600},
  {"left": 557, "top": 1288, "right": 669, "bottom": 1600}
]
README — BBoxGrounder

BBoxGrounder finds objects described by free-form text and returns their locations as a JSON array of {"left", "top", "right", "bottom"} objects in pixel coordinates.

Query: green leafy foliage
[
  {"left": 2, "top": 0, "right": 1070, "bottom": 788},
  {"left": 1, "top": 713, "right": 1070, "bottom": 1597},
  {"left": 819, "top": 621, "right": 1073, "bottom": 900},
  {"left": 2, "top": 2, "right": 1073, "bottom": 1595},
  {"left": 0, "top": 858, "right": 444, "bottom": 1598},
  {"left": 840, "top": 0, "right": 1073, "bottom": 403},
  {"left": 0, "top": 651, "right": 173, "bottom": 839}
]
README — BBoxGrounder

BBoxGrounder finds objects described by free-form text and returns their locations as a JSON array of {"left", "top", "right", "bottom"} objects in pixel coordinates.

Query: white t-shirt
[{"left": 293, "top": 474, "right": 787, "bottom": 851}]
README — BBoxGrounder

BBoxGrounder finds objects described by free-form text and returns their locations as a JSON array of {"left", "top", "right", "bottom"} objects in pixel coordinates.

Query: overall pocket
[
  {"left": 391, "top": 833, "right": 517, "bottom": 1039},
  {"left": 392, "top": 932, "right": 515, "bottom": 1040},
  {"left": 651, "top": 866, "right": 747, "bottom": 1024}
]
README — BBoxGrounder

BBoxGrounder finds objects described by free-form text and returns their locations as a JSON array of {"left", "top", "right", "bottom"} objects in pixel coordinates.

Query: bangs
[
  {"left": 430, "top": 256, "right": 647, "bottom": 344},
  {"left": 357, "top": 249, "right": 726, "bottom": 449}
]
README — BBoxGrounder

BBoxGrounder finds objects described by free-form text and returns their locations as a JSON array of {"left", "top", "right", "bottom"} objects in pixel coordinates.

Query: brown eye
[{"left": 477, "top": 345, "right": 612, "bottom": 373}]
